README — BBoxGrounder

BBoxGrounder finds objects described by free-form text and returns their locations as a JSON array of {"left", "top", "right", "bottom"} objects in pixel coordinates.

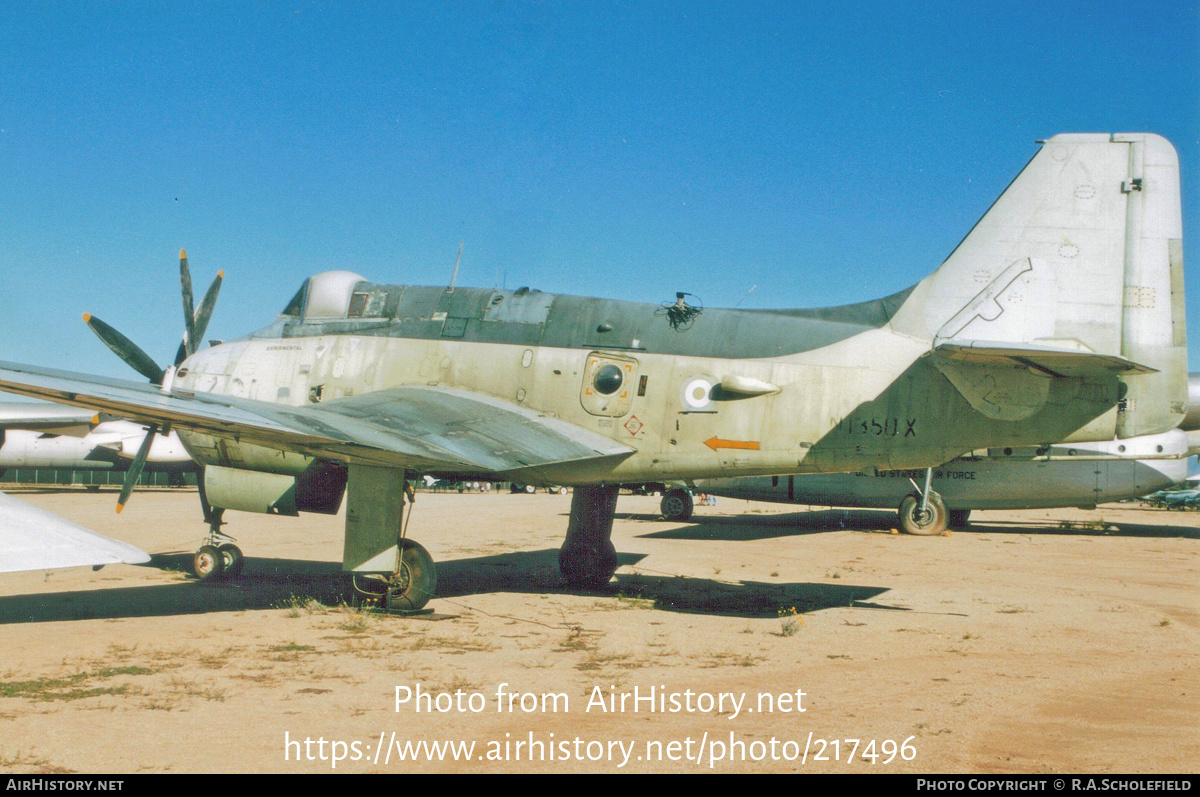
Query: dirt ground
[{"left": 0, "top": 487, "right": 1195, "bottom": 773}]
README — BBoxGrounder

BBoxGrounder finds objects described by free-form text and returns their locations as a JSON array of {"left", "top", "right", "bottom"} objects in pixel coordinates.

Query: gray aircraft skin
[
  {"left": 677, "top": 429, "right": 1192, "bottom": 531},
  {"left": 673, "top": 373, "right": 1200, "bottom": 531}
]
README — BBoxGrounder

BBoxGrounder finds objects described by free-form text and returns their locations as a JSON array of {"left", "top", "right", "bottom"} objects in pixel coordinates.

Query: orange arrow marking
[{"left": 703, "top": 436, "right": 760, "bottom": 451}]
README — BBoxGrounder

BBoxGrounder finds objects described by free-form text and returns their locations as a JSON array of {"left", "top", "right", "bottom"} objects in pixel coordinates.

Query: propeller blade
[
  {"left": 179, "top": 249, "right": 197, "bottom": 359},
  {"left": 191, "top": 270, "right": 223, "bottom": 349},
  {"left": 83, "top": 314, "right": 165, "bottom": 384},
  {"left": 116, "top": 424, "right": 158, "bottom": 513}
]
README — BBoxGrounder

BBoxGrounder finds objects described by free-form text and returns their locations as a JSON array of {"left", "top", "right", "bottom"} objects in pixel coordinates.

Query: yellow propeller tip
[
  {"left": 217, "top": 270, "right": 224, "bottom": 277},
  {"left": 115, "top": 503, "right": 125, "bottom": 514},
  {"left": 82, "top": 312, "right": 91, "bottom": 322},
  {"left": 91, "top": 414, "right": 100, "bottom": 424},
  {"left": 180, "top": 248, "right": 187, "bottom": 258}
]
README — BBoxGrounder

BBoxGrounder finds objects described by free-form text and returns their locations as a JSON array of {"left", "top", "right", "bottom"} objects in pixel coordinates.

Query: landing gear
[
  {"left": 218, "top": 543, "right": 244, "bottom": 578},
  {"left": 192, "top": 469, "right": 238, "bottom": 580},
  {"left": 349, "top": 540, "right": 436, "bottom": 612},
  {"left": 342, "top": 466, "right": 437, "bottom": 612},
  {"left": 660, "top": 487, "right": 693, "bottom": 522},
  {"left": 193, "top": 544, "right": 224, "bottom": 580},
  {"left": 898, "top": 492, "right": 948, "bottom": 535},
  {"left": 948, "top": 509, "right": 971, "bottom": 528},
  {"left": 387, "top": 540, "right": 436, "bottom": 611},
  {"left": 559, "top": 485, "right": 619, "bottom": 588}
]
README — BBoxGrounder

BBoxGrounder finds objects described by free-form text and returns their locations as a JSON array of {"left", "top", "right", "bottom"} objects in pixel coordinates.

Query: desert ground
[{"left": 0, "top": 487, "right": 1195, "bottom": 773}]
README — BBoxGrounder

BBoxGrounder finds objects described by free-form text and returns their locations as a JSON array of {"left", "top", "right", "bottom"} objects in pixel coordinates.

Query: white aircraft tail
[{"left": 898, "top": 134, "right": 1186, "bottom": 437}]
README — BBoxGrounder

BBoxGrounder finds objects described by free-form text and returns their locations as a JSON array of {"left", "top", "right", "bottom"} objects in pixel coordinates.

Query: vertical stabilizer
[{"left": 906, "top": 134, "right": 1185, "bottom": 437}]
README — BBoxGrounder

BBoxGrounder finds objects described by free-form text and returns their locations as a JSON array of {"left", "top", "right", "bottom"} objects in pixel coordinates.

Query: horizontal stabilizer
[
  {"left": 0, "top": 491, "right": 150, "bottom": 574},
  {"left": 933, "top": 340, "right": 1157, "bottom": 378}
]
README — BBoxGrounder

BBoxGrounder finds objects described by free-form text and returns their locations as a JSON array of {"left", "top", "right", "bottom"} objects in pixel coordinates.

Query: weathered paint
[{"left": 167, "top": 135, "right": 1186, "bottom": 490}]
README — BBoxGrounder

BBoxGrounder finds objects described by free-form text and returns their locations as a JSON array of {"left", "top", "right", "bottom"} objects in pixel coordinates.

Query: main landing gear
[
  {"left": 898, "top": 467, "right": 949, "bottom": 536},
  {"left": 192, "top": 471, "right": 242, "bottom": 581},
  {"left": 342, "top": 467, "right": 438, "bottom": 612},
  {"left": 350, "top": 539, "right": 438, "bottom": 613},
  {"left": 660, "top": 487, "right": 694, "bottom": 522},
  {"left": 559, "top": 485, "right": 619, "bottom": 588}
]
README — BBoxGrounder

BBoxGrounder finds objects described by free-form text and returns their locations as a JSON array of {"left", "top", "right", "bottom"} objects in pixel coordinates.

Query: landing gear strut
[
  {"left": 344, "top": 466, "right": 436, "bottom": 612},
  {"left": 350, "top": 539, "right": 437, "bottom": 612},
  {"left": 559, "top": 485, "right": 619, "bottom": 588},
  {"left": 898, "top": 467, "right": 948, "bottom": 536},
  {"left": 193, "top": 468, "right": 240, "bottom": 581}
]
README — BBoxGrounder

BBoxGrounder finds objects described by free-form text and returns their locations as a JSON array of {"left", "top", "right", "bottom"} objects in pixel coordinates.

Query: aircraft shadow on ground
[
  {"left": 0, "top": 549, "right": 895, "bottom": 624},
  {"left": 630, "top": 509, "right": 899, "bottom": 541},
  {"left": 954, "top": 519, "right": 1200, "bottom": 540},
  {"left": 631, "top": 510, "right": 1200, "bottom": 541},
  {"left": 436, "top": 550, "right": 893, "bottom": 618}
]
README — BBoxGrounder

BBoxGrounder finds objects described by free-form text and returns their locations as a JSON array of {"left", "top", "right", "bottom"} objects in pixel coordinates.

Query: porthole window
[{"left": 593, "top": 364, "right": 624, "bottom": 395}]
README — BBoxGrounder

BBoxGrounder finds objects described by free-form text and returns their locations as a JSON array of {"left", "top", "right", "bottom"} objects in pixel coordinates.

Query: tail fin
[{"left": 905, "top": 134, "right": 1186, "bottom": 437}]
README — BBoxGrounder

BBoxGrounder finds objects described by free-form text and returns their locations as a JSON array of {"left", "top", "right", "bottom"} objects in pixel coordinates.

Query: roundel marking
[{"left": 681, "top": 376, "right": 714, "bottom": 410}]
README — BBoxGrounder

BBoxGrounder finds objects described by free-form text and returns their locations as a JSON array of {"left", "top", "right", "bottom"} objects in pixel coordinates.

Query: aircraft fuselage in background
[{"left": 692, "top": 428, "right": 1191, "bottom": 514}]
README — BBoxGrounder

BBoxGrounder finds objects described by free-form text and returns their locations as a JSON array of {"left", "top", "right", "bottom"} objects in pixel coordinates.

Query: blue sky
[{"left": 1, "top": 1, "right": 1197, "bottom": 376}]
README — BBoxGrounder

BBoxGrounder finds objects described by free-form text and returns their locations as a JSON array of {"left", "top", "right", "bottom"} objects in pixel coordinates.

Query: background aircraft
[
  {"left": 0, "top": 133, "right": 1186, "bottom": 610},
  {"left": 1142, "top": 486, "right": 1200, "bottom": 510},
  {"left": 662, "top": 428, "right": 1195, "bottom": 532},
  {"left": 0, "top": 402, "right": 195, "bottom": 484}
]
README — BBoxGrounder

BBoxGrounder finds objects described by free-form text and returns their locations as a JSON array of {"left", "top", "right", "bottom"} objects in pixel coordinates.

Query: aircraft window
[
  {"left": 281, "top": 282, "right": 308, "bottom": 317},
  {"left": 347, "top": 290, "right": 388, "bottom": 318},
  {"left": 593, "top": 364, "right": 624, "bottom": 395}
]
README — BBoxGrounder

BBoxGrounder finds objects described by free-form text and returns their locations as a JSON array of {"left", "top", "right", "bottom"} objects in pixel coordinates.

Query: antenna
[
  {"left": 448, "top": 242, "right": 463, "bottom": 292},
  {"left": 735, "top": 284, "right": 757, "bottom": 308}
]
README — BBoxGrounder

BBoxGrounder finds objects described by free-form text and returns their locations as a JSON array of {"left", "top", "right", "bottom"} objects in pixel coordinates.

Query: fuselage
[
  {"left": 696, "top": 429, "right": 1191, "bottom": 511},
  {"left": 169, "top": 273, "right": 1123, "bottom": 485},
  {"left": 0, "top": 422, "right": 193, "bottom": 471}
]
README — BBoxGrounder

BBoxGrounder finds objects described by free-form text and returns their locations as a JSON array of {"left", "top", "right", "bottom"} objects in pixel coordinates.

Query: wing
[
  {"left": 0, "top": 491, "right": 150, "bottom": 573},
  {"left": 0, "top": 361, "right": 634, "bottom": 477},
  {"left": 0, "top": 401, "right": 99, "bottom": 436}
]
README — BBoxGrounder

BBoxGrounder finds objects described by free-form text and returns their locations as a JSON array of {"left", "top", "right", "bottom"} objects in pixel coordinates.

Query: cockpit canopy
[{"left": 280, "top": 271, "right": 369, "bottom": 321}]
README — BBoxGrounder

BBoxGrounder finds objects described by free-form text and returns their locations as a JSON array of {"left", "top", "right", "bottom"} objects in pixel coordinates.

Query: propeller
[
  {"left": 175, "top": 249, "right": 224, "bottom": 366},
  {"left": 83, "top": 249, "right": 223, "bottom": 512}
]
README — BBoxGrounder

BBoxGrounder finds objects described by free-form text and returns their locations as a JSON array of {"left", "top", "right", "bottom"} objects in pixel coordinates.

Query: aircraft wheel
[
  {"left": 948, "top": 509, "right": 971, "bottom": 528},
  {"left": 898, "top": 492, "right": 948, "bottom": 536},
  {"left": 194, "top": 544, "right": 226, "bottom": 580},
  {"left": 218, "top": 544, "right": 244, "bottom": 579},
  {"left": 660, "top": 488, "right": 693, "bottom": 522},
  {"left": 559, "top": 539, "right": 618, "bottom": 589},
  {"left": 383, "top": 540, "right": 437, "bottom": 612}
]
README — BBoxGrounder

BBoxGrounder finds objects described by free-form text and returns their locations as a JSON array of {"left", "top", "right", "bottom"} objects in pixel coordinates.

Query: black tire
[
  {"left": 660, "top": 488, "right": 693, "bottom": 522},
  {"left": 947, "top": 509, "right": 971, "bottom": 528},
  {"left": 559, "top": 539, "right": 618, "bottom": 589},
  {"left": 898, "top": 492, "right": 948, "bottom": 536},
  {"left": 193, "top": 544, "right": 225, "bottom": 580},
  {"left": 218, "top": 544, "right": 244, "bottom": 579},
  {"left": 384, "top": 540, "right": 437, "bottom": 612}
]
